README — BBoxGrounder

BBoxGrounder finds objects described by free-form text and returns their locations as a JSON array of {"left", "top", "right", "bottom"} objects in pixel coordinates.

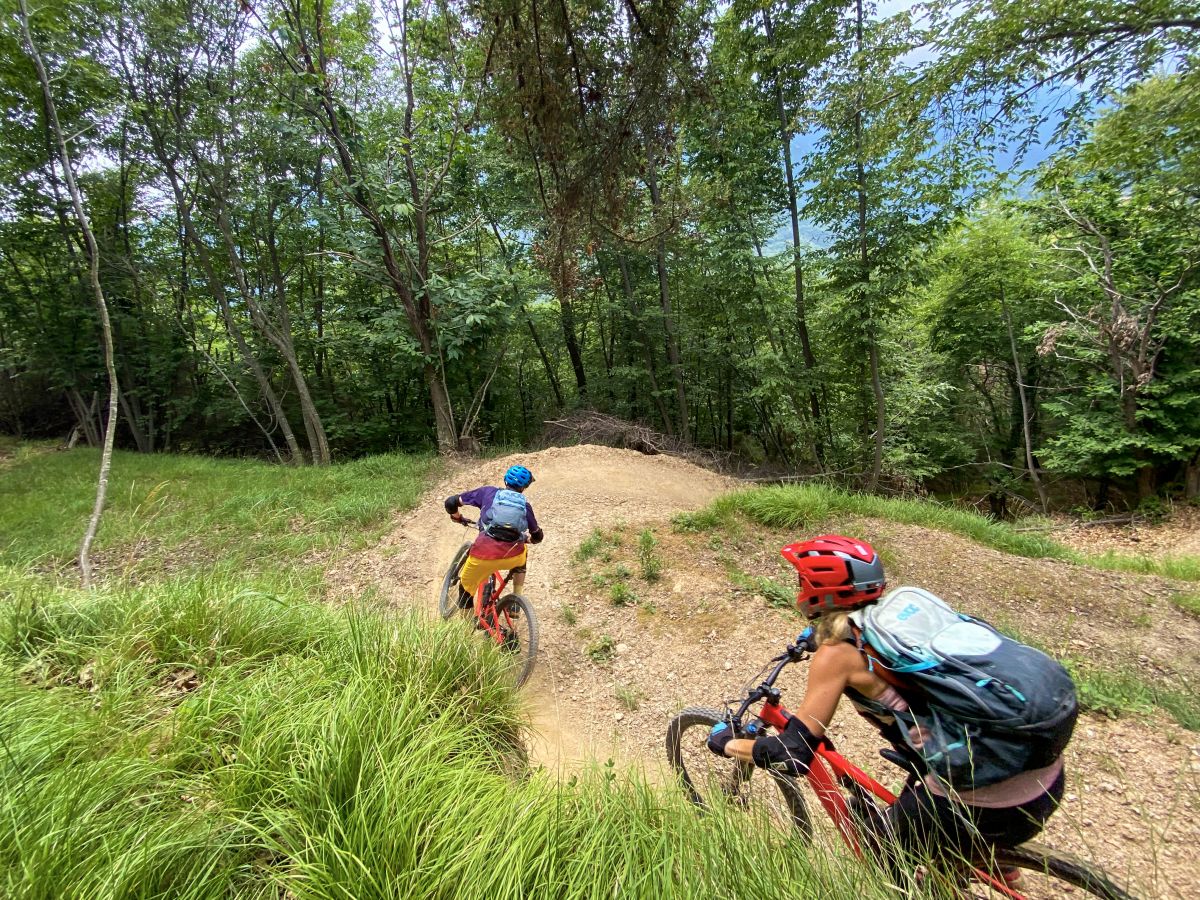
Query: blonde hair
[{"left": 814, "top": 610, "right": 854, "bottom": 646}]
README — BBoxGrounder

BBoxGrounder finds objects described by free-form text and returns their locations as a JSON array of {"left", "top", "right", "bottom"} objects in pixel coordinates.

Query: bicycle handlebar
[{"left": 728, "top": 627, "right": 818, "bottom": 721}]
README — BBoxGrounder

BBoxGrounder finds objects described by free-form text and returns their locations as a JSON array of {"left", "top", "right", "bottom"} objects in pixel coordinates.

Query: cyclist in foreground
[
  {"left": 707, "top": 535, "right": 1073, "bottom": 878},
  {"left": 444, "top": 465, "right": 544, "bottom": 608}
]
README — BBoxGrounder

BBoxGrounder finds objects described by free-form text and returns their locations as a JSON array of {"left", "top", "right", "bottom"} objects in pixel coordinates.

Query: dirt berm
[{"left": 328, "top": 444, "right": 1200, "bottom": 899}]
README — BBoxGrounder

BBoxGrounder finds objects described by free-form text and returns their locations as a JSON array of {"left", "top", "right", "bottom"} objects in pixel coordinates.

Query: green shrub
[
  {"left": 609, "top": 582, "right": 637, "bottom": 607},
  {"left": 638, "top": 529, "right": 664, "bottom": 582},
  {"left": 587, "top": 634, "right": 617, "bottom": 664}
]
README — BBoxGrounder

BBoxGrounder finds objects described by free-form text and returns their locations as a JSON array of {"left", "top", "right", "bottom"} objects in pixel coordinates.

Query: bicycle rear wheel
[
  {"left": 665, "top": 707, "right": 811, "bottom": 836},
  {"left": 970, "top": 843, "right": 1136, "bottom": 900},
  {"left": 438, "top": 541, "right": 473, "bottom": 620},
  {"left": 494, "top": 593, "right": 538, "bottom": 688}
]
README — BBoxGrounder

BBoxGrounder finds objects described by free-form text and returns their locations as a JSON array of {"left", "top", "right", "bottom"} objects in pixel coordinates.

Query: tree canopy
[{"left": 2, "top": 0, "right": 1197, "bottom": 507}]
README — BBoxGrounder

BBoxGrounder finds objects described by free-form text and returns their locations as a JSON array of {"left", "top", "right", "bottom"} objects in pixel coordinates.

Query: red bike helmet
[{"left": 780, "top": 535, "right": 886, "bottom": 619}]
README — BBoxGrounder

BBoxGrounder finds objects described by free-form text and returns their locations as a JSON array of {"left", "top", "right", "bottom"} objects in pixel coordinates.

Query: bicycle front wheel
[
  {"left": 438, "top": 541, "right": 473, "bottom": 620},
  {"left": 665, "top": 707, "right": 811, "bottom": 837},
  {"left": 495, "top": 593, "right": 538, "bottom": 688},
  {"left": 974, "top": 842, "right": 1137, "bottom": 900}
]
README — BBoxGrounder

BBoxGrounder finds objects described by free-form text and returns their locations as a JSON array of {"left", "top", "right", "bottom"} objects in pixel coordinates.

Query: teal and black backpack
[{"left": 852, "top": 587, "right": 1078, "bottom": 789}]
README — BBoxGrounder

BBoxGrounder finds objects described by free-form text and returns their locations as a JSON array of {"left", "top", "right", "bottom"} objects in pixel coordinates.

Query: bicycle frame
[
  {"left": 473, "top": 569, "right": 515, "bottom": 646},
  {"left": 723, "top": 631, "right": 1034, "bottom": 900}
]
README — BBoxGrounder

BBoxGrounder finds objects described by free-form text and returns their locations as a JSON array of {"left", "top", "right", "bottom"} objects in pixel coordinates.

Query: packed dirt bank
[{"left": 327, "top": 445, "right": 1200, "bottom": 900}]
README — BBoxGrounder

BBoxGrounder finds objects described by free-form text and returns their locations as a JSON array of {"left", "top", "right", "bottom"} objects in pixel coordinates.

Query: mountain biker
[
  {"left": 444, "top": 465, "right": 543, "bottom": 608},
  {"left": 707, "top": 535, "right": 1066, "bottom": 874}
]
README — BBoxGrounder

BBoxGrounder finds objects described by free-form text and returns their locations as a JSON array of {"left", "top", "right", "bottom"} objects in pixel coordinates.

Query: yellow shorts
[{"left": 459, "top": 547, "right": 527, "bottom": 596}]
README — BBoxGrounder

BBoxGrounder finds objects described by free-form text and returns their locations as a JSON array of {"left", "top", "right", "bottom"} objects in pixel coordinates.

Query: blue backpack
[
  {"left": 482, "top": 489, "right": 529, "bottom": 543},
  {"left": 852, "top": 587, "right": 1078, "bottom": 789}
]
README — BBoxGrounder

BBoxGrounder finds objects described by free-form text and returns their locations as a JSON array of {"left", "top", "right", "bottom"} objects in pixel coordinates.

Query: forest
[{"left": 2, "top": 0, "right": 1198, "bottom": 510}]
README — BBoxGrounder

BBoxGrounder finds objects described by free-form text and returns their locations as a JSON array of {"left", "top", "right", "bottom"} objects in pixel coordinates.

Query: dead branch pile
[
  {"left": 541, "top": 412, "right": 672, "bottom": 455},
  {"left": 540, "top": 412, "right": 732, "bottom": 471}
]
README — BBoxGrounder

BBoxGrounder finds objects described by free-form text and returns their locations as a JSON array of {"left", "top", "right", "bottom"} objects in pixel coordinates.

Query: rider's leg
[
  {"left": 509, "top": 562, "right": 527, "bottom": 593},
  {"left": 499, "top": 547, "right": 528, "bottom": 594},
  {"left": 876, "top": 768, "right": 1066, "bottom": 885},
  {"left": 458, "top": 553, "right": 497, "bottom": 605},
  {"left": 459, "top": 549, "right": 527, "bottom": 602}
]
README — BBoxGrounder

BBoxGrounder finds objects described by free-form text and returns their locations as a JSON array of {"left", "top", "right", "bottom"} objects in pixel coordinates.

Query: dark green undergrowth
[
  {"left": 674, "top": 485, "right": 1200, "bottom": 582},
  {"left": 0, "top": 572, "right": 899, "bottom": 900},
  {"left": 0, "top": 448, "right": 436, "bottom": 579}
]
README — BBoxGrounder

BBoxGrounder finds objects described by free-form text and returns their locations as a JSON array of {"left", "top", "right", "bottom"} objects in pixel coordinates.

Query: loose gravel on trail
[{"left": 327, "top": 444, "right": 1200, "bottom": 900}]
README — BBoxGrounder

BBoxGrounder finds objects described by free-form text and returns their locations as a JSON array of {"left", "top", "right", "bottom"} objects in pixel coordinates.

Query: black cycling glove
[{"left": 752, "top": 717, "right": 818, "bottom": 776}]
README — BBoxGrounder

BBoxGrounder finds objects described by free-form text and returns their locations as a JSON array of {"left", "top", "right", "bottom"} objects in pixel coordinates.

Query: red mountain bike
[
  {"left": 665, "top": 630, "right": 1135, "bottom": 900},
  {"left": 438, "top": 519, "right": 538, "bottom": 688}
]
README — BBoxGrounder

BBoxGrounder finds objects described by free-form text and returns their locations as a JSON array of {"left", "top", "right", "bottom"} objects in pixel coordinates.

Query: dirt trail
[
  {"left": 326, "top": 444, "right": 737, "bottom": 771},
  {"left": 328, "top": 445, "right": 1200, "bottom": 898}
]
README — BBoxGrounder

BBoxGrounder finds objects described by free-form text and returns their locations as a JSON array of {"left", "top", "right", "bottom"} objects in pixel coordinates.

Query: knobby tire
[
  {"left": 495, "top": 593, "right": 538, "bottom": 688},
  {"left": 665, "top": 706, "right": 811, "bottom": 836},
  {"left": 986, "top": 843, "right": 1137, "bottom": 900},
  {"left": 438, "top": 541, "right": 473, "bottom": 620}
]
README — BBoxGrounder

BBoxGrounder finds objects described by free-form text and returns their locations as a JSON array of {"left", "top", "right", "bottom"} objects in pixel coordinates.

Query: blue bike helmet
[{"left": 504, "top": 465, "right": 534, "bottom": 489}]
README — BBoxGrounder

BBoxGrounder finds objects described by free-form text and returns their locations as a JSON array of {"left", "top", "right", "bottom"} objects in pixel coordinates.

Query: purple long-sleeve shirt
[{"left": 457, "top": 485, "right": 540, "bottom": 559}]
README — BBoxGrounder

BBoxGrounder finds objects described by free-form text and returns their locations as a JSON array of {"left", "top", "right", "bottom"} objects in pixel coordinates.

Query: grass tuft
[
  {"left": 609, "top": 581, "right": 637, "bottom": 607},
  {"left": 1169, "top": 591, "right": 1200, "bottom": 617},
  {"left": 587, "top": 634, "right": 617, "bottom": 664}
]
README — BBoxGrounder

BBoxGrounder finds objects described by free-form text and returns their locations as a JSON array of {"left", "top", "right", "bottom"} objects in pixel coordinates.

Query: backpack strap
[{"left": 849, "top": 623, "right": 910, "bottom": 694}]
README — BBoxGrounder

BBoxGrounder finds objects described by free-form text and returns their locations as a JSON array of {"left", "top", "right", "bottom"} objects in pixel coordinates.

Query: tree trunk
[
  {"left": 67, "top": 387, "right": 101, "bottom": 447},
  {"left": 619, "top": 253, "right": 674, "bottom": 435},
  {"left": 762, "top": 4, "right": 823, "bottom": 461},
  {"left": 314, "top": 152, "right": 327, "bottom": 382},
  {"left": 1185, "top": 454, "right": 1200, "bottom": 500},
  {"left": 143, "top": 136, "right": 304, "bottom": 463},
  {"left": 1135, "top": 461, "right": 1156, "bottom": 502},
  {"left": 488, "top": 218, "right": 564, "bottom": 409},
  {"left": 525, "top": 313, "right": 565, "bottom": 410},
  {"left": 1002, "top": 290, "right": 1048, "bottom": 513},
  {"left": 854, "top": 0, "right": 884, "bottom": 492},
  {"left": 118, "top": 388, "right": 151, "bottom": 454},
  {"left": 645, "top": 151, "right": 690, "bottom": 443},
  {"left": 21, "top": 0, "right": 120, "bottom": 588},
  {"left": 866, "top": 331, "right": 886, "bottom": 490},
  {"left": 553, "top": 288, "right": 587, "bottom": 404},
  {"left": 180, "top": 202, "right": 304, "bottom": 463},
  {"left": 260, "top": 199, "right": 331, "bottom": 464}
]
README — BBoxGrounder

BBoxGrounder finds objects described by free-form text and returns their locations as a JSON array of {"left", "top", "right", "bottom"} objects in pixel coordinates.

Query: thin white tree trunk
[{"left": 20, "top": 0, "right": 119, "bottom": 587}]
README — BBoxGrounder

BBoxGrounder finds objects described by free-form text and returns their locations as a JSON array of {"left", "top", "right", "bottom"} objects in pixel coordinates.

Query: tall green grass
[
  {"left": 0, "top": 449, "right": 436, "bottom": 578},
  {"left": 0, "top": 573, "right": 895, "bottom": 899},
  {"left": 677, "top": 485, "right": 1200, "bottom": 582}
]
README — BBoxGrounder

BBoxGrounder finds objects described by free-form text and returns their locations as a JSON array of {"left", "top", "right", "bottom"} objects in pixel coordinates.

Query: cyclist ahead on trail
[
  {"left": 708, "top": 535, "right": 1076, "bottom": 869},
  {"left": 444, "top": 465, "right": 544, "bottom": 607}
]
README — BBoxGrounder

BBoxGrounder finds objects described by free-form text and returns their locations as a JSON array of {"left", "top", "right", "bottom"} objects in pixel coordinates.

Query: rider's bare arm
[{"left": 725, "top": 642, "right": 868, "bottom": 762}]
